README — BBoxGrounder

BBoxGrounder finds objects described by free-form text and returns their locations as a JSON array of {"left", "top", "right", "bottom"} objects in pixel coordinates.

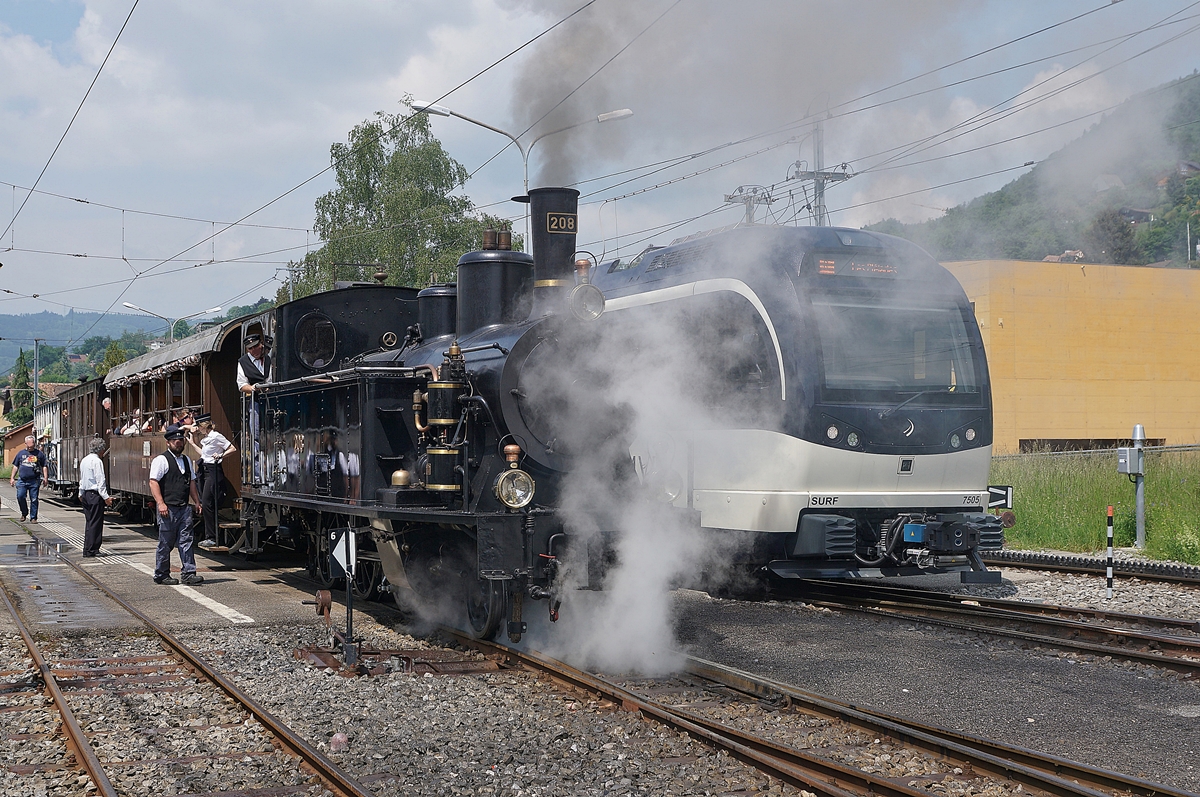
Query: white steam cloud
[
  {"left": 500, "top": 0, "right": 967, "bottom": 188},
  {"left": 517, "top": 235, "right": 784, "bottom": 674}
]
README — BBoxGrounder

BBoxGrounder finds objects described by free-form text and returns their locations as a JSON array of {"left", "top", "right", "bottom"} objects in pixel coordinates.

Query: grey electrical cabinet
[{"left": 1117, "top": 447, "right": 1143, "bottom": 475}]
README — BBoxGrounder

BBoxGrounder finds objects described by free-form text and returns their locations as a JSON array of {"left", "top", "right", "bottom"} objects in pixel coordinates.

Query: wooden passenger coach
[{"left": 103, "top": 318, "right": 251, "bottom": 503}]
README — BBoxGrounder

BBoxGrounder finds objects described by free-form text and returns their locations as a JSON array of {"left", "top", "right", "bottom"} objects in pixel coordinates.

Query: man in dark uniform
[
  {"left": 148, "top": 425, "right": 204, "bottom": 586},
  {"left": 236, "top": 333, "right": 271, "bottom": 393},
  {"left": 10, "top": 435, "right": 48, "bottom": 522},
  {"left": 237, "top": 333, "right": 271, "bottom": 482}
]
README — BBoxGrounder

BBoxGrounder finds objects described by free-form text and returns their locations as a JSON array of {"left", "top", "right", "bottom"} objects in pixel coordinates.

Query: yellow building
[{"left": 942, "top": 260, "right": 1200, "bottom": 453}]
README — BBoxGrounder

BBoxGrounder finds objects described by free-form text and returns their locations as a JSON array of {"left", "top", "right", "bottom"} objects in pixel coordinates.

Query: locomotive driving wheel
[
  {"left": 464, "top": 576, "right": 504, "bottom": 640},
  {"left": 351, "top": 558, "right": 381, "bottom": 600},
  {"left": 307, "top": 515, "right": 342, "bottom": 589}
]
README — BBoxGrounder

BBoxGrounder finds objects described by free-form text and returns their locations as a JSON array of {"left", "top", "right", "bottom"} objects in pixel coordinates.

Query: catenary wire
[
  {"left": 9, "top": 3, "right": 1190, "bottom": 326},
  {"left": 1, "top": 0, "right": 141, "bottom": 241},
  {"left": 52, "top": 0, "right": 605, "bottom": 348}
]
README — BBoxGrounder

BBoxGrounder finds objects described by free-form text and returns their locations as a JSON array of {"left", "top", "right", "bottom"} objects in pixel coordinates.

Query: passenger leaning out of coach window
[{"left": 121, "top": 409, "right": 143, "bottom": 436}]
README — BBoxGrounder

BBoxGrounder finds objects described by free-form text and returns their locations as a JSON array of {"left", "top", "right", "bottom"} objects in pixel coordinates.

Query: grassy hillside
[{"left": 868, "top": 73, "right": 1200, "bottom": 265}]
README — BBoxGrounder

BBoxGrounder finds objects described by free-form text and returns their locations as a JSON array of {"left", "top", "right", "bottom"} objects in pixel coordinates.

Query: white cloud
[{"left": 0, "top": 0, "right": 1195, "bottom": 322}]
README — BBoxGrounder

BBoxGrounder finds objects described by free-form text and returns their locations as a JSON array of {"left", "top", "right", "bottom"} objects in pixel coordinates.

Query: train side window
[{"left": 296, "top": 313, "right": 337, "bottom": 370}]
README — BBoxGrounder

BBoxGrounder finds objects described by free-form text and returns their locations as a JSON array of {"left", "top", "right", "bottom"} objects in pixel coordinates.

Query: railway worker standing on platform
[
  {"left": 192, "top": 413, "right": 234, "bottom": 550},
  {"left": 237, "top": 333, "right": 272, "bottom": 481},
  {"left": 148, "top": 425, "right": 204, "bottom": 586},
  {"left": 78, "top": 437, "right": 113, "bottom": 557},
  {"left": 10, "top": 435, "right": 48, "bottom": 523}
]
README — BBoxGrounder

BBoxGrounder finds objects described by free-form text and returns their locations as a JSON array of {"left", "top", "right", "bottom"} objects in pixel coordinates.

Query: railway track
[
  {"left": 0, "top": 529, "right": 375, "bottom": 797},
  {"left": 983, "top": 550, "right": 1200, "bottom": 586},
  {"left": 789, "top": 580, "right": 1200, "bottom": 676},
  {"left": 444, "top": 628, "right": 1198, "bottom": 797}
]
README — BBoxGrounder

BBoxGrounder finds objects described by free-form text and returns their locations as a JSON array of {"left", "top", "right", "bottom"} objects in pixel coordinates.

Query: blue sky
[{"left": 0, "top": 0, "right": 1197, "bottom": 331}]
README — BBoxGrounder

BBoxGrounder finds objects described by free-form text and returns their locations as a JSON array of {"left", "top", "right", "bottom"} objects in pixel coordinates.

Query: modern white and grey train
[{"left": 587, "top": 214, "right": 1005, "bottom": 585}]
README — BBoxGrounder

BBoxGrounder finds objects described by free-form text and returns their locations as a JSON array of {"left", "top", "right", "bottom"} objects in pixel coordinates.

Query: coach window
[
  {"left": 296, "top": 313, "right": 337, "bottom": 370},
  {"left": 186, "top": 367, "right": 201, "bottom": 407}
]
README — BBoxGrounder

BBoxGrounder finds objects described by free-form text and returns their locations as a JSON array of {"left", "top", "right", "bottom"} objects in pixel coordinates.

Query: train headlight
[
  {"left": 965, "top": 428, "right": 976, "bottom": 442},
  {"left": 494, "top": 468, "right": 535, "bottom": 509},
  {"left": 826, "top": 425, "right": 839, "bottom": 440},
  {"left": 846, "top": 431, "right": 860, "bottom": 447},
  {"left": 568, "top": 283, "right": 606, "bottom": 321},
  {"left": 950, "top": 433, "right": 961, "bottom": 449}
]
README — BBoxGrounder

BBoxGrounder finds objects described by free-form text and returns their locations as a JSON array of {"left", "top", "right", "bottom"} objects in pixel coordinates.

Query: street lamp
[
  {"left": 411, "top": 101, "right": 632, "bottom": 243},
  {"left": 122, "top": 302, "right": 222, "bottom": 343}
]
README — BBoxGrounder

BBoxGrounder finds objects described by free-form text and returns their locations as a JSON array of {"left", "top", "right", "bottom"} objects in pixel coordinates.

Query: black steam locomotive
[{"left": 97, "top": 186, "right": 1002, "bottom": 642}]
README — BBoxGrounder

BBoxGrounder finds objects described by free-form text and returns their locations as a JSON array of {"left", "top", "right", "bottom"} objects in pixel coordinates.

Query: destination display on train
[{"left": 810, "top": 251, "right": 899, "bottom": 278}]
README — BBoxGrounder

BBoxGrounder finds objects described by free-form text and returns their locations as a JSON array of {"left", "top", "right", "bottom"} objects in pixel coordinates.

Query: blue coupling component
[{"left": 903, "top": 523, "right": 926, "bottom": 542}]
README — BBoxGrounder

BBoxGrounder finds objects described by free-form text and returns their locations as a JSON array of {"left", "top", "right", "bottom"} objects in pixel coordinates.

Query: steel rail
[
  {"left": 805, "top": 598, "right": 1200, "bottom": 676},
  {"left": 982, "top": 551, "right": 1200, "bottom": 586},
  {"left": 0, "top": 579, "right": 118, "bottom": 796},
  {"left": 798, "top": 594, "right": 1200, "bottom": 676},
  {"left": 439, "top": 628, "right": 909, "bottom": 797},
  {"left": 442, "top": 628, "right": 1169, "bottom": 797},
  {"left": 21, "top": 528, "right": 377, "bottom": 797},
  {"left": 685, "top": 656, "right": 1200, "bottom": 797},
  {"left": 803, "top": 580, "right": 1200, "bottom": 632}
]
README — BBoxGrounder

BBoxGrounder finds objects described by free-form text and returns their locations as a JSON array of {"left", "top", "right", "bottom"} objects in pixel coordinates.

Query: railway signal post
[{"left": 330, "top": 528, "right": 358, "bottom": 666}]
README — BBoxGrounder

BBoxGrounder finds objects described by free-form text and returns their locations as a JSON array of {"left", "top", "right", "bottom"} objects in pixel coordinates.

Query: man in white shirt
[
  {"left": 78, "top": 437, "right": 113, "bottom": 557},
  {"left": 148, "top": 425, "right": 204, "bottom": 586},
  {"left": 191, "top": 413, "right": 235, "bottom": 550}
]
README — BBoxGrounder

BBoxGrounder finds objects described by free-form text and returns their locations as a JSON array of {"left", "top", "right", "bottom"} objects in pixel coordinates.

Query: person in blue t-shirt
[{"left": 10, "top": 435, "right": 48, "bottom": 523}]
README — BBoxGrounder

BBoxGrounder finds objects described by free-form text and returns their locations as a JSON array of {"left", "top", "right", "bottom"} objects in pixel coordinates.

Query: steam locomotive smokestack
[{"left": 529, "top": 187, "right": 580, "bottom": 313}]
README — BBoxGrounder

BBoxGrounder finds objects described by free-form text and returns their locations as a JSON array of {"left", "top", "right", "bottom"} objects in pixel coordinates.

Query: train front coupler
[{"left": 899, "top": 513, "right": 1002, "bottom": 583}]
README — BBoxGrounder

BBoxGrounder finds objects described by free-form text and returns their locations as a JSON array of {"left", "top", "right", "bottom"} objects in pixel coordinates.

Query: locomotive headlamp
[
  {"left": 846, "top": 431, "right": 860, "bottom": 447},
  {"left": 495, "top": 469, "right": 535, "bottom": 509},
  {"left": 826, "top": 425, "right": 839, "bottom": 440},
  {"left": 568, "top": 283, "right": 605, "bottom": 321},
  {"left": 965, "top": 428, "right": 976, "bottom": 442},
  {"left": 950, "top": 433, "right": 961, "bottom": 449}
]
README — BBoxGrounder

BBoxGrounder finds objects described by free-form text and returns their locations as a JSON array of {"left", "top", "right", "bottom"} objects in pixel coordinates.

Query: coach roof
[{"left": 103, "top": 318, "right": 244, "bottom": 387}]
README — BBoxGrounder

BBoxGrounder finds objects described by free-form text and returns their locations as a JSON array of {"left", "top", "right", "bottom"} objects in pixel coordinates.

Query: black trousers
[
  {"left": 200, "top": 462, "right": 223, "bottom": 543},
  {"left": 81, "top": 491, "right": 105, "bottom": 555}
]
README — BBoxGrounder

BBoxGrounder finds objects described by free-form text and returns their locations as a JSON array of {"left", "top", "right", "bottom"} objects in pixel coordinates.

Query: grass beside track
[{"left": 990, "top": 449, "right": 1200, "bottom": 565}]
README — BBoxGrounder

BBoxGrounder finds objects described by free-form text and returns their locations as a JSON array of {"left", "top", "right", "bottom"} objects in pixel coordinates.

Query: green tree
[
  {"left": 75, "top": 335, "right": 114, "bottom": 361},
  {"left": 219, "top": 297, "right": 274, "bottom": 321},
  {"left": 1084, "top": 210, "right": 1139, "bottom": 264},
  {"left": 284, "top": 103, "right": 519, "bottom": 301},
  {"left": 95, "top": 341, "right": 128, "bottom": 378},
  {"left": 8, "top": 349, "right": 33, "bottom": 426},
  {"left": 117, "top": 331, "right": 149, "bottom": 359}
]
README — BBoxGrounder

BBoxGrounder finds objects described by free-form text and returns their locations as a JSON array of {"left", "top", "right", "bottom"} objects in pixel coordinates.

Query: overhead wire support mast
[
  {"left": 723, "top": 186, "right": 774, "bottom": 225},
  {"left": 789, "top": 118, "right": 852, "bottom": 226}
]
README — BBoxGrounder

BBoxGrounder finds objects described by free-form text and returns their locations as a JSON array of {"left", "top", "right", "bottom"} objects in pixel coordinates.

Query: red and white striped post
[{"left": 1105, "top": 505, "right": 1114, "bottom": 600}]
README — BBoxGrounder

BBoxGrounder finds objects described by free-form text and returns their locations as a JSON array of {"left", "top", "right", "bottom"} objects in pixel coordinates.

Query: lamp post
[
  {"left": 411, "top": 101, "right": 632, "bottom": 244},
  {"left": 122, "top": 302, "right": 222, "bottom": 343}
]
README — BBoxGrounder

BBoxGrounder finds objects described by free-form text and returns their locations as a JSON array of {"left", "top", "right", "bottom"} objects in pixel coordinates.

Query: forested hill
[
  {"left": 0, "top": 311, "right": 155, "bottom": 375},
  {"left": 867, "top": 72, "right": 1200, "bottom": 265}
]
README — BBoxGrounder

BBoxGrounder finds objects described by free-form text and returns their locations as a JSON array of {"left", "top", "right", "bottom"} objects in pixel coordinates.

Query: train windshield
[{"left": 811, "top": 294, "right": 982, "bottom": 405}]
